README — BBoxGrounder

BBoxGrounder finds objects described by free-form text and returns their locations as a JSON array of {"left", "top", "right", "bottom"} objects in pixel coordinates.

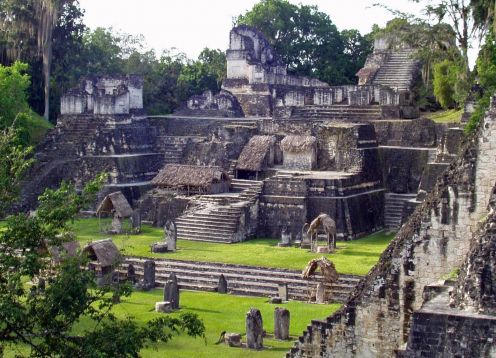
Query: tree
[
  {"left": 0, "top": 173, "right": 205, "bottom": 356},
  {"left": 341, "top": 29, "right": 374, "bottom": 84},
  {"left": 236, "top": 0, "right": 361, "bottom": 85},
  {"left": 433, "top": 59, "right": 459, "bottom": 108}
]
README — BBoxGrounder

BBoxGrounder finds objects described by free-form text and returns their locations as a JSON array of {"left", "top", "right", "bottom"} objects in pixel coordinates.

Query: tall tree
[{"left": 236, "top": 0, "right": 359, "bottom": 85}]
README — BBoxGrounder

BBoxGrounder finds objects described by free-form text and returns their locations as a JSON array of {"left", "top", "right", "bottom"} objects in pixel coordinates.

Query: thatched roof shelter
[
  {"left": 280, "top": 135, "right": 316, "bottom": 153},
  {"left": 96, "top": 191, "right": 133, "bottom": 218},
  {"left": 83, "top": 239, "right": 122, "bottom": 268},
  {"left": 151, "top": 164, "right": 230, "bottom": 193},
  {"left": 302, "top": 257, "right": 338, "bottom": 283},
  {"left": 236, "top": 135, "right": 276, "bottom": 171}
]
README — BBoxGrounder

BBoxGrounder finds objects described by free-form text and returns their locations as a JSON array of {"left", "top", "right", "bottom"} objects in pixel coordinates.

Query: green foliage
[
  {"left": 466, "top": 31, "right": 496, "bottom": 133},
  {"left": 425, "top": 108, "right": 463, "bottom": 123},
  {"left": 433, "top": 60, "right": 459, "bottom": 108},
  {"left": 236, "top": 0, "right": 371, "bottom": 85},
  {"left": 0, "top": 127, "right": 34, "bottom": 217},
  {"left": 0, "top": 175, "right": 205, "bottom": 356}
]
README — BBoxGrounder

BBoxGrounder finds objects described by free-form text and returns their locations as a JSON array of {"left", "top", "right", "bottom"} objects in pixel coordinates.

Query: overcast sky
[{"left": 81, "top": 0, "right": 478, "bottom": 66}]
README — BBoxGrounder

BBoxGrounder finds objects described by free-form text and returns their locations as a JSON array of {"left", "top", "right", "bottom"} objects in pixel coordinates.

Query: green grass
[
  {"left": 71, "top": 218, "right": 393, "bottom": 276},
  {"left": 425, "top": 109, "right": 463, "bottom": 123},
  {"left": 5, "top": 290, "right": 340, "bottom": 358}
]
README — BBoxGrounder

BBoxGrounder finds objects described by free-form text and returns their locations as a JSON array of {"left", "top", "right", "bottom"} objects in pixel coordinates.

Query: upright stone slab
[
  {"left": 164, "top": 220, "right": 177, "bottom": 252},
  {"left": 246, "top": 308, "right": 263, "bottom": 350},
  {"left": 274, "top": 307, "right": 290, "bottom": 340},
  {"left": 278, "top": 226, "right": 291, "bottom": 247},
  {"left": 164, "top": 279, "right": 180, "bottom": 310},
  {"left": 127, "top": 264, "right": 136, "bottom": 283},
  {"left": 218, "top": 274, "right": 228, "bottom": 294},
  {"left": 131, "top": 210, "right": 141, "bottom": 233},
  {"left": 143, "top": 260, "right": 155, "bottom": 290},
  {"left": 278, "top": 283, "right": 288, "bottom": 301},
  {"left": 316, "top": 282, "right": 325, "bottom": 304}
]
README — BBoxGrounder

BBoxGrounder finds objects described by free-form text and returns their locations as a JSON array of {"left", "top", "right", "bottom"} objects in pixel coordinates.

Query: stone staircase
[
  {"left": 290, "top": 105, "right": 382, "bottom": 121},
  {"left": 384, "top": 192, "right": 418, "bottom": 231},
  {"left": 372, "top": 49, "right": 419, "bottom": 91},
  {"left": 174, "top": 179, "right": 264, "bottom": 243},
  {"left": 121, "top": 257, "right": 361, "bottom": 303}
]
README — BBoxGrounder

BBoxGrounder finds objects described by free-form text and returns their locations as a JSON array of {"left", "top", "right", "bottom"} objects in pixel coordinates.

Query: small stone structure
[
  {"left": 61, "top": 75, "right": 143, "bottom": 115},
  {"left": 307, "top": 213, "right": 336, "bottom": 252},
  {"left": 152, "top": 164, "right": 231, "bottom": 195},
  {"left": 218, "top": 274, "right": 228, "bottom": 294},
  {"left": 278, "top": 227, "right": 291, "bottom": 247},
  {"left": 280, "top": 135, "right": 317, "bottom": 171},
  {"left": 155, "top": 301, "right": 173, "bottom": 313},
  {"left": 83, "top": 239, "right": 122, "bottom": 286},
  {"left": 315, "top": 283, "right": 326, "bottom": 304},
  {"left": 181, "top": 89, "right": 243, "bottom": 117},
  {"left": 127, "top": 263, "right": 136, "bottom": 284},
  {"left": 274, "top": 307, "right": 290, "bottom": 340},
  {"left": 96, "top": 191, "right": 134, "bottom": 234},
  {"left": 246, "top": 308, "right": 264, "bottom": 350}
]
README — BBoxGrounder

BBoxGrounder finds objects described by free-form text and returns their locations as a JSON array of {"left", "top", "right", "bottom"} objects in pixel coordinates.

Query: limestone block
[
  {"left": 316, "top": 283, "right": 326, "bottom": 304},
  {"left": 151, "top": 242, "right": 168, "bottom": 253},
  {"left": 155, "top": 301, "right": 172, "bottom": 313},
  {"left": 225, "top": 333, "right": 242, "bottom": 347},
  {"left": 278, "top": 283, "right": 288, "bottom": 301}
]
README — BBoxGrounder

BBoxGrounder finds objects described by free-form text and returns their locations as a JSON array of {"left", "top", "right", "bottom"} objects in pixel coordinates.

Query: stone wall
[{"left": 288, "top": 96, "right": 496, "bottom": 357}]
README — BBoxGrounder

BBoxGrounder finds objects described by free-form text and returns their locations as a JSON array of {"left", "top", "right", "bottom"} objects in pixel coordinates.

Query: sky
[{"left": 81, "top": 0, "right": 478, "bottom": 66}]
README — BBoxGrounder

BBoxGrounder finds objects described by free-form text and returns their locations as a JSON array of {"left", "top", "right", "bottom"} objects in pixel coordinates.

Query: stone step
[{"left": 122, "top": 257, "right": 360, "bottom": 303}]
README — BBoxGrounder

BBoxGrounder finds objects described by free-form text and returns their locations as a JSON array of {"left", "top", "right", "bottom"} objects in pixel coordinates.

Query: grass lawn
[
  {"left": 71, "top": 218, "right": 393, "bottom": 276},
  {"left": 425, "top": 109, "right": 463, "bottom": 123},
  {"left": 4, "top": 290, "right": 340, "bottom": 358}
]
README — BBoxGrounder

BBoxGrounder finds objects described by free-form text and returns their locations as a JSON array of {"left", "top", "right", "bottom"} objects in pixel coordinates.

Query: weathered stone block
[
  {"left": 274, "top": 307, "right": 290, "bottom": 340},
  {"left": 246, "top": 308, "right": 263, "bottom": 349}
]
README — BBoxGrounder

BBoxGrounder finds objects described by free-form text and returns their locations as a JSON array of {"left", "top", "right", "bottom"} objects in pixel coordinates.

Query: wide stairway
[
  {"left": 174, "top": 179, "right": 264, "bottom": 243},
  {"left": 291, "top": 105, "right": 382, "bottom": 121},
  {"left": 122, "top": 257, "right": 361, "bottom": 303},
  {"left": 384, "top": 192, "right": 418, "bottom": 231},
  {"left": 372, "top": 49, "right": 418, "bottom": 91}
]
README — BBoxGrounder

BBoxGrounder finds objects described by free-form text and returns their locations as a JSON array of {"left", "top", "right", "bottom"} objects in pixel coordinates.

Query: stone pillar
[
  {"left": 164, "top": 279, "right": 180, "bottom": 310},
  {"left": 278, "top": 283, "right": 288, "bottom": 301},
  {"left": 143, "top": 260, "right": 155, "bottom": 290},
  {"left": 131, "top": 210, "right": 141, "bottom": 233},
  {"left": 218, "top": 274, "right": 228, "bottom": 294},
  {"left": 246, "top": 308, "right": 263, "bottom": 349},
  {"left": 169, "top": 272, "right": 178, "bottom": 284},
  {"left": 127, "top": 264, "right": 136, "bottom": 283},
  {"left": 278, "top": 226, "right": 291, "bottom": 247},
  {"left": 316, "top": 282, "right": 325, "bottom": 304},
  {"left": 274, "top": 307, "right": 290, "bottom": 340},
  {"left": 164, "top": 220, "right": 177, "bottom": 252}
]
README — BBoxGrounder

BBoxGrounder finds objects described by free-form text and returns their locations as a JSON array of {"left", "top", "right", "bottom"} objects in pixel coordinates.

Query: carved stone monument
[
  {"left": 278, "top": 283, "right": 288, "bottom": 301},
  {"left": 274, "top": 307, "right": 290, "bottom": 340},
  {"left": 165, "top": 220, "right": 177, "bottom": 252},
  {"left": 218, "top": 274, "right": 228, "bottom": 294},
  {"left": 246, "top": 308, "right": 264, "bottom": 350},
  {"left": 278, "top": 226, "right": 291, "bottom": 247},
  {"left": 164, "top": 279, "right": 180, "bottom": 310},
  {"left": 142, "top": 260, "right": 155, "bottom": 290}
]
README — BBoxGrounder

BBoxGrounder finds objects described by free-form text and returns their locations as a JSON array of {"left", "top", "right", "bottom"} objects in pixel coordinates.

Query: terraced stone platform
[{"left": 120, "top": 257, "right": 361, "bottom": 304}]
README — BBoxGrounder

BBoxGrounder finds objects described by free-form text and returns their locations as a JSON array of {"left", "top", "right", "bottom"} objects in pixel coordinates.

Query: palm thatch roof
[
  {"left": 151, "top": 164, "right": 230, "bottom": 189},
  {"left": 280, "top": 135, "right": 316, "bottom": 153},
  {"left": 302, "top": 256, "right": 338, "bottom": 283},
  {"left": 308, "top": 213, "right": 336, "bottom": 234},
  {"left": 83, "top": 239, "right": 122, "bottom": 267},
  {"left": 236, "top": 135, "right": 276, "bottom": 171},
  {"left": 96, "top": 191, "right": 133, "bottom": 218}
]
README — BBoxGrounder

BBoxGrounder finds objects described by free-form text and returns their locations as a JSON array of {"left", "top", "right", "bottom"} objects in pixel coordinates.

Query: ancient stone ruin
[{"left": 17, "top": 23, "right": 496, "bottom": 355}]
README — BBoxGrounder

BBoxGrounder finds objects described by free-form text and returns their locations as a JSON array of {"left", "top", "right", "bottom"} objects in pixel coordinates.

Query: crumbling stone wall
[{"left": 288, "top": 96, "right": 496, "bottom": 357}]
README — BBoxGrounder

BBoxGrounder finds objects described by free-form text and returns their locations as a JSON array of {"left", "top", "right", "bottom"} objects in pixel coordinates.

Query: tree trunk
[{"left": 43, "top": 38, "right": 52, "bottom": 120}]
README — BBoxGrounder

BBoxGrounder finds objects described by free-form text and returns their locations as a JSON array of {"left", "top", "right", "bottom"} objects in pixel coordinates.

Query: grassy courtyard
[
  {"left": 71, "top": 218, "right": 393, "bottom": 276},
  {"left": 5, "top": 290, "right": 339, "bottom": 358}
]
